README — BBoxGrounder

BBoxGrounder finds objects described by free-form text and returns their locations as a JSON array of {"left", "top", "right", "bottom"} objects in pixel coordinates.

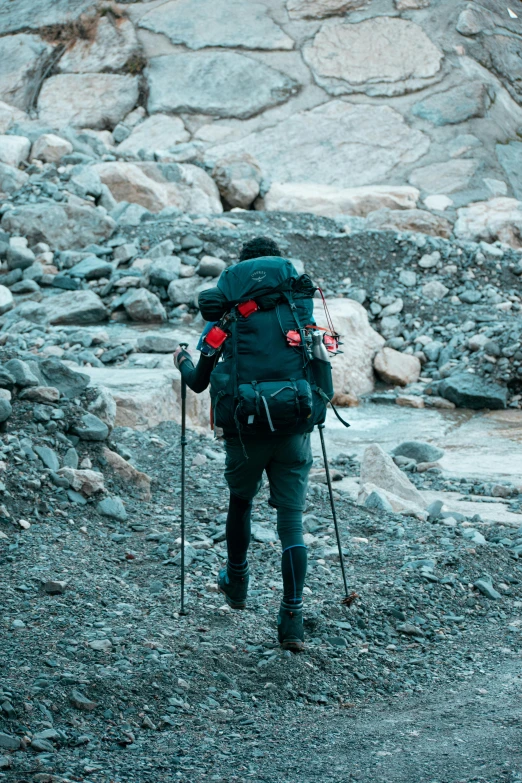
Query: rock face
[
  {"left": 409, "top": 159, "right": 478, "bottom": 195},
  {"left": 303, "top": 17, "right": 444, "bottom": 97},
  {"left": 212, "top": 155, "right": 262, "bottom": 209},
  {"left": 138, "top": 0, "right": 293, "bottom": 50},
  {"left": 0, "top": 161, "right": 28, "bottom": 194},
  {"left": 30, "top": 133, "right": 73, "bottom": 163},
  {"left": 0, "top": 33, "right": 52, "bottom": 111},
  {"left": 38, "top": 74, "right": 139, "bottom": 129},
  {"left": 146, "top": 53, "right": 298, "bottom": 119},
  {"left": 116, "top": 115, "right": 190, "bottom": 157},
  {"left": 454, "top": 198, "right": 522, "bottom": 248},
  {"left": 374, "top": 348, "right": 421, "bottom": 387},
  {"left": 259, "top": 183, "right": 419, "bottom": 218},
  {"left": 0, "top": 0, "right": 95, "bottom": 35},
  {"left": 359, "top": 444, "right": 426, "bottom": 511},
  {"left": 0, "top": 135, "right": 31, "bottom": 167},
  {"left": 412, "top": 82, "right": 492, "bottom": 126},
  {"left": 93, "top": 162, "right": 222, "bottom": 214},
  {"left": 438, "top": 373, "right": 508, "bottom": 410},
  {"left": 496, "top": 142, "right": 522, "bottom": 201},
  {"left": 365, "top": 208, "right": 453, "bottom": 238},
  {"left": 211, "top": 101, "right": 430, "bottom": 188},
  {"left": 314, "top": 298, "right": 384, "bottom": 398},
  {"left": 57, "top": 16, "right": 140, "bottom": 73},
  {"left": 1, "top": 204, "right": 115, "bottom": 250},
  {"left": 38, "top": 291, "right": 108, "bottom": 326},
  {"left": 286, "top": 0, "right": 368, "bottom": 19}
]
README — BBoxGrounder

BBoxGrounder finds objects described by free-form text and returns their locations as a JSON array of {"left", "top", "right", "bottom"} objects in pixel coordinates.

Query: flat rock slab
[
  {"left": 366, "top": 207, "right": 453, "bottom": 238},
  {"left": 117, "top": 114, "right": 189, "bottom": 157},
  {"left": 138, "top": 0, "right": 293, "bottom": 50},
  {"left": 146, "top": 52, "right": 298, "bottom": 119},
  {"left": 210, "top": 100, "right": 430, "bottom": 187},
  {"left": 57, "top": 16, "right": 140, "bottom": 74},
  {"left": 438, "top": 373, "right": 507, "bottom": 410},
  {"left": 38, "top": 73, "right": 139, "bottom": 130},
  {"left": 409, "top": 159, "right": 478, "bottom": 195},
  {"left": 0, "top": 33, "right": 52, "bottom": 111},
  {"left": 412, "top": 81, "right": 492, "bottom": 126},
  {"left": 496, "top": 141, "right": 522, "bottom": 201},
  {"left": 1, "top": 203, "right": 115, "bottom": 251},
  {"left": 303, "top": 17, "right": 444, "bottom": 96},
  {"left": 286, "top": 0, "right": 369, "bottom": 19},
  {"left": 454, "top": 197, "right": 522, "bottom": 248},
  {"left": 0, "top": 0, "right": 95, "bottom": 34},
  {"left": 259, "top": 183, "right": 419, "bottom": 218}
]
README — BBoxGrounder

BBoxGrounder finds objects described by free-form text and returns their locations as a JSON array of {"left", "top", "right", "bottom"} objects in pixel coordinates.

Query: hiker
[{"left": 173, "top": 237, "right": 334, "bottom": 651}]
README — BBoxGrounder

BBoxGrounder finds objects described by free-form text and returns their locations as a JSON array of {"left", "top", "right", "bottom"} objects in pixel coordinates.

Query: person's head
[{"left": 239, "top": 237, "right": 281, "bottom": 262}]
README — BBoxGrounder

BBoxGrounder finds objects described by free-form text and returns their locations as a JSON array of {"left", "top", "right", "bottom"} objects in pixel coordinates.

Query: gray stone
[
  {"left": 149, "top": 256, "right": 181, "bottom": 287},
  {"left": 0, "top": 285, "right": 13, "bottom": 316},
  {"left": 63, "top": 447, "right": 79, "bottom": 469},
  {"left": 410, "top": 159, "right": 478, "bottom": 195},
  {"left": 0, "top": 398, "right": 12, "bottom": 423},
  {"left": 1, "top": 204, "right": 115, "bottom": 251},
  {"left": 427, "top": 499, "right": 443, "bottom": 520},
  {"left": 0, "top": 732, "right": 20, "bottom": 751},
  {"left": 212, "top": 154, "right": 262, "bottom": 209},
  {"left": 6, "top": 244, "right": 35, "bottom": 271},
  {"left": 145, "top": 239, "right": 175, "bottom": 260},
  {"left": 423, "top": 341, "right": 444, "bottom": 362},
  {"left": 43, "top": 579, "right": 67, "bottom": 595},
  {"left": 98, "top": 496, "right": 127, "bottom": 522},
  {"left": 0, "top": 33, "right": 53, "bottom": 110},
  {"left": 34, "top": 445, "right": 60, "bottom": 472},
  {"left": 0, "top": 134, "right": 30, "bottom": 167},
  {"left": 39, "top": 358, "right": 89, "bottom": 398},
  {"left": 139, "top": 0, "right": 293, "bottom": 50},
  {"left": 0, "top": 160, "right": 28, "bottom": 194},
  {"left": 474, "top": 576, "right": 501, "bottom": 600},
  {"left": 167, "top": 276, "right": 202, "bottom": 305},
  {"left": 251, "top": 523, "right": 278, "bottom": 543},
  {"left": 303, "top": 17, "right": 443, "bottom": 97},
  {"left": 137, "top": 335, "right": 179, "bottom": 353},
  {"left": 422, "top": 280, "right": 449, "bottom": 300},
  {"left": 0, "top": 0, "right": 95, "bottom": 35},
  {"left": 412, "top": 81, "right": 492, "bottom": 126},
  {"left": 42, "top": 291, "right": 108, "bottom": 326},
  {"left": 391, "top": 441, "right": 444, "bottom": 463},
  {"left": 398, "top": 270, "right": 417, "bottom": 287},
  {"left": 58, "top": 16, "right": 140, "bottom": 74},
  {"left": 70, "top": 689, "right": 97, "bottom": 711},
  {"left": 197, "top": 256, "right": 226, "bottom": 277},
  {"left": 360, "top": 444, "right": 426, "bottom": 508},
  {"left": 363, "top": 490, "right": 394, "bottom": 513},
  {"left": 459, "top": 290, "right": 482, "bottom": 304},
  {"left": 88, "top": 386, "right": 116, "bottom": 430},
  {"left": 397, "top": 622, "right": 424, "bottom": 636},
  {"left": 496, "top": 142, "right": 522, "bottom": 201},
  {"left": 287, "top": 0, "right": 368, "bottom": 18},
  {"left": 438, "top": 373, "right": 507, "bottom": 410},
  {"left": 69, "top": 255, "right": 113, "bottom": 280},
  {"left": 5, "top": 358, "right": 38, "bottom": 388},
  {"left": 72, "top": 413, "right": 109, "bottom": 442},
  {"left": 210, "top": 101, "right": 430, "bottom": 188},
  {"left": 0, "top": 368, "right": 15, "bottom": 390},
  {"left": 146, "top": 52, "right": 298, "bottom": 119},
  {"left": 124, "top": 288, "right": 166, "bottom": 323},
  {"left": 117, "top": 114, "right": 189, "bottom": 157},
  {"left": 366, "top": 208, "right": 453, "bottom": 238}
]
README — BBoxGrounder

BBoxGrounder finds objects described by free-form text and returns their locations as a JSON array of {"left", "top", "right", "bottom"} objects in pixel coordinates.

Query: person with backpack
[{"left": 173, "top": 237, "right": 334, "bottom": 651}]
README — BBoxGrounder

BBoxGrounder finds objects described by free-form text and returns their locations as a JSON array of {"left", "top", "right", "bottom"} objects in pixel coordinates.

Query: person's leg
[
  {"left": 277, "top": 507, "right": 307, "bottom": 606},
  {"left": 226, "top": 493, "right": 252, "bottom": 574}
]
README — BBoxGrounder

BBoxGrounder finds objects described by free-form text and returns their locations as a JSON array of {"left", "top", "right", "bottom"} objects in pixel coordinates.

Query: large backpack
[{"left": 206, "top": 256, "right": 333, "bottom": 437}]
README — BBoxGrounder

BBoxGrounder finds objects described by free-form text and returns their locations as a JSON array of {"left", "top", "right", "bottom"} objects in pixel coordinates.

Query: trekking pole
[
  {"left": 179, "top": 343, "right": 188, "bottom": 615},
  {"left": 318, "top": 423, "right": 350, "bottom": 601}
]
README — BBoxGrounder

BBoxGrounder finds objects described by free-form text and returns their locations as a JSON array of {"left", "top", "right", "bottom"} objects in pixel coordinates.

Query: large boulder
[
  {"left": 57, "top": 16, "right": 140, "bottom": 73},
  {"left": 138, "top": 0, "right": 293, "bottom": 50},
  {"left": 374, "top": 347, "right": 421, "bottom": 387},
  {"left": 30, "top": 133, "right": 73, "bottom": 163},
  {"left": 148, "top": 256, "right": 181, "bottom": 287},
  {"left": 0, "top": 0, "right": 96, "bottom": 35},
  {"left": 117, "top": 114, "right": 189, "bottom": 157},
  {"left": 365, "top": 208, "right": 453, "bottom": 238},
  {"left": 1, "top": 204, "right": 115, "bottom": 250},
  {"left": 93, "top": 161, "right": 222, "bottom": 214},
  {"left": 146, "top": 52, "right": 298, "bottom": 119},
  {"left": 38, "top": 357, "right": 89, "bottom": 398},
  {"left": 359, "top": 443, "right": 426, "bottom": 511},
  {"left": 38, "top": 290, "right": 108, "bottom": 326},
  {"left": 314, "top": 298, "right": 384, "bottom": 398},
  {"left": 212, "top": 154, "right": 262, "bottom": 209},
  {"left": 38, "top": 74, "right": 139, "bottom": 130},
  {"left": 0, "top": 135, "right": 31, "bottom": 167},
  {"left": 286, "top": 0, "right": 368, "bottom": 19},
  {"left": 391, "top": 441, "right": 444, "bottom": 463},
  {"left": 258, "top": 183, "right": 419, "bottom": 218},
  {"left": 437, "top": 373, "right": 507, "bottom": 410},
  {"left": 123, "top": 289, "right": 166, "bottom": 323},
  {"left": 454, "top": 198, "right": 522, "bottom": 248},
  {"left": 0, "top": 33, "right": 53, "bottom": 111},
  {"left": 303, "top": 17, "right": 443, "bottom": 97},
  {"left": 209, "top": 101, "right": 430, "bottom": 188}
]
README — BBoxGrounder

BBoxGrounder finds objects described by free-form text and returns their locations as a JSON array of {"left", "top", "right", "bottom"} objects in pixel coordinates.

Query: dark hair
[{"left": 239, "top": 237, "right": 281, "bottom": 262}]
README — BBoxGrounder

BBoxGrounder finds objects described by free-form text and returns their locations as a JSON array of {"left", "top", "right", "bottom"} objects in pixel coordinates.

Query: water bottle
[
  {"left": 311, "top": 332, "right": 333, "bottom": 399},
  {"left": 312, "top": 331, "right": 330, "bottom": 362}
]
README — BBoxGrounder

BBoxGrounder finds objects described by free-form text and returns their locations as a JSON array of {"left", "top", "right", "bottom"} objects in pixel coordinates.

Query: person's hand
[{"left": 173, "top": 346, "right": 191, "bottom": 369}]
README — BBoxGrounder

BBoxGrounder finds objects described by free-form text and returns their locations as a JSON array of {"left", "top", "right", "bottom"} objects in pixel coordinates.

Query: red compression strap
[
  {"left": 205, "top": 325, "right": 228, "bottom": 349},
  {"left": 237, "top": 300, "right": 259, "bottom": 317}
]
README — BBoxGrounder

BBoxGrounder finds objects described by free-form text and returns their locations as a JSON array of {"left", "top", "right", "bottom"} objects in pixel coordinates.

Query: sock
[
  {"left": 226, "top": 493, "right": 252, "bottom": 571},
  {"left": 281, "top": 546, "right": 307, "bottom": 606}
]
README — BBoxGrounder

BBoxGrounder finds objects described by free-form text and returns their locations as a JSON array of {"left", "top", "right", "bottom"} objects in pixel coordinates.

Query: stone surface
[
  {"left": 0, "top": 101, "right": 27, "bottom": 134},
  {"left": 412, "top": 81, "right": 492, "bottom": 126},
  {"left": 0, "top": 0, "right": 96, "bottom": 35},
  {"left": 93, "top": 161, "right": 222, "bottom": 214},
  {"left": 38, "top": 358, "right": 89, "bottom": 398},
  {"left": 0, "top": 135, "right": 31, "bottom": 167},
  {"left": 360, "top": 444, "right": 426, "bottom": 508},
  {"left": 0, "top": 161, "right": 28, "bottom": 194},
  {"left": 438, "top": 373, "right": 508, "bottom": 410},
  {"left": 137, "top": 335, "right": 179, "bottom": 354},
  {"left": 4, "top": 359, "right": 38, "bottom": 388},
  {"left": 422, "top": 280, "right": 449, "bottom": 300},
  {"left": 19, "top": 386, "right": 60, "bottom": 403},
  {"left": 57, "top": 467, "right": 105, "bottom": 496},
  {"left": 0, "top": 33, "right": 52, "bottom": 111},
  {"left": 496, "top": 142, "right": 522, "bottom": 201},
  {"left": 365, "top": 208, "right": 453, "bottom": 238},
  {"left": 1, "top": 204, "right": 116, "bottom": 251},
  {"left": 374, "top": 348, "right": 421, "bottom": 387},
  {"left": 58, "top": 16, "right": 140, "bottom": 73},
  {"left": 0, "top": 286, "right": 14, "bottom": 316},
  {"left": 69, "top": 256, "right": 113, "bottom": 280},
  {"left": 146, "top": 52, "right": 298, "bottom": 119},
  {"left": 168, "top": 277, "right": 205, "bottom": 306},
  {"left": 102, "top": 447, "right": 151, "bottom": 499},
  {"left": 303, "top": 17, "right": 443, "bottom": 97},
  {"left": 6, "top": 244, "right": 34, "bottom": 270},
  {"left": 38, "top": 74, "right": 139, "bottom": 130},
  {"left": 139, "top": 0, "right": 293, "bottom": 50},
  {"left": 210, "top": 101, "right": 430, "bottom": 188},
  {"left": 34, "top": 445, "right": 60, "bottom": 472},
  {"left": 123, "top": 288, "right": 167, "bottom": 323},
  {"left": 314, "top": 298, "right": 384, "bottom": 398},
  {"left": 148, "top": 256, "right": 181, "bottom": 287},
  {"left": 287, "top": 0, "right": 368, "bottom": 19},
  {"left": 409, "top": 159, "right": 478, "bottom": 195},
  {"left": 212, "top": 154, "right": 262, "bottom": 209},
  {"left": 98, "top": 496, "right": 127, "bottom": 522},
  {"left": 117, "top": 114, "right": 189, "bottom": 157},
  {"left": 72, "top": 413, "right": 109, "bottom": 441},
  {"left": 259, "top": 183, "right": 419, "bottom": 218},
  {"left": 36, "top": 290, "right": 108, "bottom": 326},
  {"left": 30, "top": 133, "right": 73, "bottom": 163},
  {"left": 88, "top": 386, "right": 117, "bottom": 430},
  {"left": 392, "top": 441, "right": 444, "bottom": 463},
  {"left": 454, "top": 198, "right": 522, "bottom": 248},
  {"left": 197, "top": 256, "right": 226, "bottom": 277}
]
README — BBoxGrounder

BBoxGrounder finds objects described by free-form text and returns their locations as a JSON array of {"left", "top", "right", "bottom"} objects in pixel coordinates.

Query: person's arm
[{"left": 174, "top": 348, "right": 215, "bottom": 393}]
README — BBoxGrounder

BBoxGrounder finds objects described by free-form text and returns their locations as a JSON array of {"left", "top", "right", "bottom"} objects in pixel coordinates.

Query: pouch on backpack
[{"left": 237, "top": 379, "right": 313, "bottom": 432}]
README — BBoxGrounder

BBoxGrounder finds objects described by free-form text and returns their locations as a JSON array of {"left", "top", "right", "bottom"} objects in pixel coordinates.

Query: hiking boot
[
  {"left": 277, "top": 601, "right": 304, "bottom": 652},
  {"left": 218, "top": 564, "right": 249, "bottom": 609}
]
